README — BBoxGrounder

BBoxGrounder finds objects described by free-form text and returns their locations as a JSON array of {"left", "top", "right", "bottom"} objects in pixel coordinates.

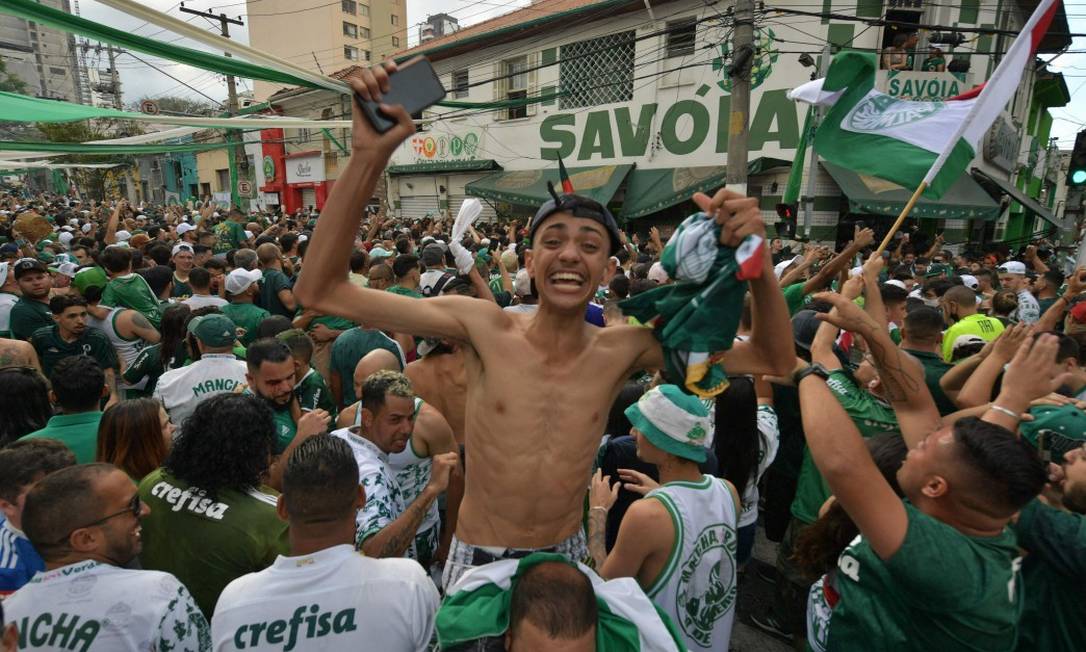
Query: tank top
[
  {"left": 645, "top": 475, "right": 739, "bottom": 651},
  {"left": 88, "top": 307, "right": 149, "bottom": 390}
]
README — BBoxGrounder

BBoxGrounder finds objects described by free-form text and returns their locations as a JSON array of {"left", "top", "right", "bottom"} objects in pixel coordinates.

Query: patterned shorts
[{"left": 441, "top": 529, "right": 588, "bottom": 593}]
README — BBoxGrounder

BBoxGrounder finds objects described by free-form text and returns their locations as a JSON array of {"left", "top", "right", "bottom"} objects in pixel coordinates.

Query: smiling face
[{"left": 526, "top": 212, "right": 616, "bottom": 313}]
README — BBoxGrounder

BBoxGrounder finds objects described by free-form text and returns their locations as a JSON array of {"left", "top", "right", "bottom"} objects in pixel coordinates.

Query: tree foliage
[{"left": 0, "top": 58, "right": 28, "bottom": 94}]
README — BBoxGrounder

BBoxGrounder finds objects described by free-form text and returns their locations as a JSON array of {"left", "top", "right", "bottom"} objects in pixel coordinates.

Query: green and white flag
[
  {"left": 436, "top": 553, "right": 686, "bottom": 651},
  {"left": 789, "top": 0, "right": 1062, "bottom": 199}
]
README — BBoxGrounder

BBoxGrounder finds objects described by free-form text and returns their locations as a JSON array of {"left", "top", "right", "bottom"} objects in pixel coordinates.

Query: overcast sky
[{"left": 77, "top": 0, "right": 1086, "bottom": 148}]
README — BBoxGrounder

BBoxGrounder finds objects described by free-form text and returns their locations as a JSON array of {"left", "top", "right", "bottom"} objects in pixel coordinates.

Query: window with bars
[
  {"left": 392, "top": 36, "right": 400, "bottom": 47},
  {"left": 504, "top": 55, "right": 529, "bottom": 120},
  {"left": 363, "top": 50, "right": 371, "bottom": 62},
  {"left": 344, "top": 45, "right": 359, "bottom": 60},
  {"left": 343, "top": 22, "right": 358, "bottom": 38},
  {"left": 452, "top": 69, "right": 469, "bottom": 98},
  {"left": 558, "top": 31, "right": 635, "bottom": 110},
  {"left": 341, "top": 0, "right": 356, "bottom": 14},
  {"left": 666, "top": 18, "right": 697, "bottom": 58}
]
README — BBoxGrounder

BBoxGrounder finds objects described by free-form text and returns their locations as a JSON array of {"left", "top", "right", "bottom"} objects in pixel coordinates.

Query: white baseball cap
[
  {"left": 648, "top": 261, "right": 669, "bottom": 284},
  {"left": 225, "top": 268, "right": 262, "bottom": 295},
  {"left": 960, "top": 274, "right": 979, "bottom": 291},
  {"left": 999, "top": 261, "right": 1026, "bottom": 275},
  {"left": 115, "top": 230, "right": 132, "bottom": 242},
  {"left": 176, "top": 223, "right": 196, "bottom": 235},
  {"left": 514, "top": 269, "right": 532, "bottom": 297},
  {"left": 81, "top": 223, "right": 93, "bottom": 234},
  {"left": 58, "top": 231, "right": 74, "bottom": 247},
  {"left": 172, "top": 243, "right": 194, "bottom": 257},
  {"left": 884, "top": 279, "right": 907, "bottom": 290}
]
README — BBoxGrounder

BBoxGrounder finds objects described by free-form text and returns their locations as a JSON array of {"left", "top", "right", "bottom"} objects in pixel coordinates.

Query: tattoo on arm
[
  {"left": 372, "top": 495, "right": 433, "bottom": 558},
  {"left": 131, "top": 312, "right": 153, "bottom": 330},
  {"left": 587, "top": 511, "right": 608, "bottom": 569},
  {"left": 862, "top": 324, "right": 921, "bottom": 402}
]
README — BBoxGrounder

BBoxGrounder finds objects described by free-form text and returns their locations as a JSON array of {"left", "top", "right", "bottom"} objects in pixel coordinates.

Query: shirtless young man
[{"left": 295, "top": 61, "right": 794, "bottom": 588}]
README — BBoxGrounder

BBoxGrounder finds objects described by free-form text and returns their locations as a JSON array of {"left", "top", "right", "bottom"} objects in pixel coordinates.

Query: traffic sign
[
  {"left": 139, "top": 100, "right": 160, "bottom": 115},
  {"left": 237, "top": 180, "right": 253, "bottom": 196}
]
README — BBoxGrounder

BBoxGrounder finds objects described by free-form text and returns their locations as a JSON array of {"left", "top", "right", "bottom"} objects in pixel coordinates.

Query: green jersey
[
  {"left": 330, "top": 327, "right": 406, "bottom": 405},
  {"left": 102, "top": 273, "right": 163, "bottom": 328},
  {"left": 29, "top": 325, "right": 118, "bottom": 379},
  {"left": 138, "top": 468, "right": 290, "bottom": 617},
  {"left": 20, "top": 411, "right": 103, "bottom": 463},
  {"left": 8, "top": 296, "right": 53, "bottom": 341},
  {"left": 1013, "top": 500, "right": 1086, "bottom": 652},
  {"left": 387, "top": 285, "right": 423, "bottom": 299},
  {"left": 904, "top": 349, "right": 958, "bottom": 417},
  {"left": 296, "top": 367, "right": 336, "bottom": 414},
  {"left": 270, "top": 403, "right": 296, "bottom": 454},
  {"left": 824, "top": 504, "right": 1022, "bottom": 652},
  {"left": 171, "top": 274, "right": 192, "bottom": 299},
  {"left": 783, "top": 283, "right": 808, "bottom": 315},
  {"left": 221, "top": 302, "right": 270, "bottom": 347},
  {"left": 213, "top": 219, "right": 246, "bottom": 254},
  {"left": 258, "top": 268, "right": 294, "bottom": 318},
  {"left": 791, "top": 370, "right": 900, "bottom": 524}
]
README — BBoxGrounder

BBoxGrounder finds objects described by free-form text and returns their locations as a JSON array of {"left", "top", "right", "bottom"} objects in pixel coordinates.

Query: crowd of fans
[{"left": 0, "top": 63, "right": 1082, "bottom": 652}]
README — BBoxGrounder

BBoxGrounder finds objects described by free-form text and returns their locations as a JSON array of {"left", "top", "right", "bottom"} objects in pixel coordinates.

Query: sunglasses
[{"left": 47, "top": 493, "right": 142, "bottom": 546}]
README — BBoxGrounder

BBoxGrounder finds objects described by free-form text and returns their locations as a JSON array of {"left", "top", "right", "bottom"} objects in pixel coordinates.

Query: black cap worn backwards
[{"left": 528, "top": 181, "right": 623, "bottom": 256}]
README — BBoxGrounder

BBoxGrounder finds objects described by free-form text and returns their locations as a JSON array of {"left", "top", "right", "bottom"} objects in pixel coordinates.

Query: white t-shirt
[
  {"left": 212, "top": 544, "right": 438, "bottom": 652},
  {"left": 3, "top": 559, "right": 209, "bottom": 651},
  {"left": 153, "top": 353, "right": 248, "bottom": 428},
  {"left": 0, "top": 290, "right": 18, "bottom": 334},
  {"left": 183, "top": 294, "right": 229, "bottom": 310},
  {"left": 1015, "top": 289, "right": 1041, "bottom": 324},
  {"left": 739, "top": 405, "right": 780, "bottom": 528}
]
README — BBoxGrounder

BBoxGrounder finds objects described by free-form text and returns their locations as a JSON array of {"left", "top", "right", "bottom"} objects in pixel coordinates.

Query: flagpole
[{"left": 875, "top": 181, "right": 928, "bottom": 256}]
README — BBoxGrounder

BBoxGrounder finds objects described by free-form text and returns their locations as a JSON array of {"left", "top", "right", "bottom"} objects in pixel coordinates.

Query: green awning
[
  {"left": 466, "top": 164, "right": 632, "bottom": 207},
  {"left": 971, "top": 169, "right": 1058, "bottom": 227},
  {"left": 387, "top": 159, "right": 502, "bottom": 175},
  {"left": 621, "top": 158, "right": 793, "bottom": 219},
  {"left": 822, "top": 162, "right": 1000, "bottom": 221}
]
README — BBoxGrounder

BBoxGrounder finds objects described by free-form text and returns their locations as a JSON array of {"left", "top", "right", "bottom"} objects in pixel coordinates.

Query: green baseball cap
[
  {"left": 624, "top": 384, "right": 711, "bottom": 463},
  {"left": 187, "top": 314, "right": 237, "bottom": 347},
  {"left": 1020, "top": 404, "right": 1086, "bottom": 463},
  {"left": 72, "top": 266, "right": 108, "bottom": 294}
]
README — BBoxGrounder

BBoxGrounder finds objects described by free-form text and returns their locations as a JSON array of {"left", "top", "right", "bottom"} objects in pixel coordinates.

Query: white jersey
[
  {"left": 153, "top": 353, "right": 248, "bottom": 429},
  {"left": 739, "top": 405, "right": 780, "bottom": 528},
  {"left": 3, "top": 559, "right": 209, "bottom": 651},
  {"left": 212, "top": 544, "right": 438, "bottom": 652},
  {"left": 87, "top": 307, "right": 149, "bottom": 391},
  {"left": 328, "top": 427, "right": 416, "bottom": 560},
  {"left": 1015, "top": 289, "right": 1040, "bottom": 324},
  {"left": 0, "top": 290, "right": 18, "bottom": 335},
  {"left": 183, "top": 294, "right": 229, "bottom": 310},
  {"left": 645, "top": 475, "right": 739, "bottom": 651}
]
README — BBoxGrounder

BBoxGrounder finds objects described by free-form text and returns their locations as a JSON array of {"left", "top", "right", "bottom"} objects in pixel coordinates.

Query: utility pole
[
  {"left": 179, "top": 3, "right": 248, "bottom": 210},
  {"left": 725, "top": 0, "right": 755, "bottom": 196},
  {"left": 802, "top": 44, "right": 831, "bottom": 240},
  {"left": 105, "top": 44, "right": 122, "bottom": 110}
]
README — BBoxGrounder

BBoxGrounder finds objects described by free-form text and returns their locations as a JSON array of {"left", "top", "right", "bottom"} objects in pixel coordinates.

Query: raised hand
[
  {"left": 347, "top": 61, "right": 417, "bottom": 158},
  {"left": 589, "top": 469, "right": 619, "bottom": 511},
  {"left": 692, "top": 188, "right": 765, "bottom": 248}
]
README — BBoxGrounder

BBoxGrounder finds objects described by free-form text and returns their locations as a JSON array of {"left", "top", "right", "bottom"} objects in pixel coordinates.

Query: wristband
[
  {"left": 590, "top": 506, "right": 608, "bottom": 513},
  {"left": 988, "top": 404, "right": 1019, "bottom": 419}
]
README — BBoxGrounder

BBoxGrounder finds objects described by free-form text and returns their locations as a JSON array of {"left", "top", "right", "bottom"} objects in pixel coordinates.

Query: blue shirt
[{"left": 0, "top": 515, "right": 43, "bottom": 597}]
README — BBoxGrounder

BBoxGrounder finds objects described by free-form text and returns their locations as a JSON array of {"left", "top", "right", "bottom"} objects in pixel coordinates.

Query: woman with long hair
[
  {"left": 122, "top": 303, "right": 192, "bottom": 394},
  {"left": 96, "top": 397, "right": 174, "bottom": 481},
  {"left": 714, "top": 375, "right": 779, "bottom": 566},
  {"left": 0, "top": 366, "right": 52, "bottom": 447}
]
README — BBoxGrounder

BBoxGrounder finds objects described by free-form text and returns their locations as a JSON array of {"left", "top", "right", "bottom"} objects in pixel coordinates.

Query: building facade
[
  {"left": 248, "top": 0, "right": 409, "bottom": 101},
  {"left": 0, "top": 0, "right": 84, "bottom": 102},
  {"left": 375, "top": 0, "right": 1069, "bottom": 247}
]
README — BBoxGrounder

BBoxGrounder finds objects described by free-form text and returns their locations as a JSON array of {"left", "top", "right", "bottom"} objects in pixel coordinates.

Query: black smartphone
[{"left": 355, "top": 56, "right": 446, "bottom": 134}]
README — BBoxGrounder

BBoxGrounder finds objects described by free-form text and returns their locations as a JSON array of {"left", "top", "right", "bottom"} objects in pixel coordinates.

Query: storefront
[{"left": 259, "top": 129, "right": 332, "bottom": 215}]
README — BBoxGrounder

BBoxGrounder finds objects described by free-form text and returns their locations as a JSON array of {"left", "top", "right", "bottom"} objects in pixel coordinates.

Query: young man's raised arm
[
  {"left": 814, "top": 292, "right": 940, "bottom": 449},
  {"left": 798, "top": 360, "right": 907, "bottom": 560},
  {"left": 294, "top": 63, "right": 500, "bottom": 341}
]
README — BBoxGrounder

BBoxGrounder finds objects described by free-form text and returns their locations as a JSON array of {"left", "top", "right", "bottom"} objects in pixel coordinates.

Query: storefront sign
[
  {"left": 983, "top": 116, "right": 1021, "bottom": 174},
  {"left": 285, "top": 153, "right": 325, "bottom": 184},
  {"left": 260, "top": 192, "right": 280, "bottom": 205},
  {"left": 538, "top": 89, "right": 800, "bottom": 161},
  {"left": 262, "top": 155, "right": 276, "bottom": 182},
  {"left": 404, "top": 129, "right": 483, "bottom": 163},
  {"left": 881, "top": 70, "right": 968, "bottom": 101}
]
